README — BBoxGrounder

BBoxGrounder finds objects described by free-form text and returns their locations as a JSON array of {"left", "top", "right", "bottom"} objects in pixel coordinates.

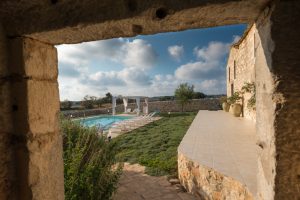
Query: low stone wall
[
  {"left": 148, "top": 98, "right": 221, "bottom": 112},
  {"left": 178, "top": 151, "right": 253, "bottom": 200},
  {"left": 62, "top": 99, "right": 221, "bottom": 118},
  {"left": 62, "top": 98, "right": 221, "bottom": 118},
  {"left": 62, "top": 108, "right": 110, "bottom": 118}
]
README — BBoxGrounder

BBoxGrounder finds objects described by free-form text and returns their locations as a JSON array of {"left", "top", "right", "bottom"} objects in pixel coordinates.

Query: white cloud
[
  {"left": 119, "top": 68, "right": 151, "bottom": 85},
  {"left": 57, "top": 39, "right": 125, "bottom": 65},
  {"left": 57, "top": 36, "right": 238, "bottom": 100},
  {"left": 168, "top": 45, "right": 184, "bottom": 61},
  {"left": 175, "top": 37, "right": 239, "bottom": 81},
  {"left": 80, "top": 68, "right": 151, "bottom": 89},
  {"left": 57, "top": 38, "right": 158, "bottom": 100},
  {"left": 57, "top": 38, "right": 157, "bottom": 72},
  {"left": 193, "top": 41, "right": 230, "bottom": 62},
  {"left": 82, "top": 71, "right": 125, "bottom": 86},
  {"left": 122, "top": 39, "right": 157, "bottom": 70},
  {"left": 175, "top": 61, "right": 222, "bottom": 80}
]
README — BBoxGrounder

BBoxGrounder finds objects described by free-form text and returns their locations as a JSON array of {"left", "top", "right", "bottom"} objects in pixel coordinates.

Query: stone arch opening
[{"left": 0, "top": 1, "right": 299, "bottom": 199}]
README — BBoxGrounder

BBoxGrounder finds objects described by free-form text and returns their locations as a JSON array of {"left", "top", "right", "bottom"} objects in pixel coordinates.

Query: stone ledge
[{"left": 178, "top": 151, "right": 253, "bottom": 200}]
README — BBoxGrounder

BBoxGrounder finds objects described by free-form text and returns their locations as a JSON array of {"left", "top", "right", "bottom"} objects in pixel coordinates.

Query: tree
[
  {"left": 81, "top": 95, "right": 97, "bottom": 109},
  {"left": 96, "top": 98, "right": 103, "bottom": 108},
  {"left": 101, "top": 92, "right": 113, "bottom": 104},
  {"left": 193, "top": 92, "right": 206, "bottom": 99},
  {"left": 61, "top": 99, "right": 72, "bottom": 110},
  {"left": 175, "top": 83, "right": 194, "bottom": 112}
]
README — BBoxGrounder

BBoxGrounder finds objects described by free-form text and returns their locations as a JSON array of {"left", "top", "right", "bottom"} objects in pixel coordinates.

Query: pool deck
[{"left": 178, "top": 110, "right": 258, "bottom": 195}]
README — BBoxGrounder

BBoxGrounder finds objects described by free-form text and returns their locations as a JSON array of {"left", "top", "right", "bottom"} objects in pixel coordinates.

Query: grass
[{"left": 113, "top": 112, "right": 196, "bottom": 178}]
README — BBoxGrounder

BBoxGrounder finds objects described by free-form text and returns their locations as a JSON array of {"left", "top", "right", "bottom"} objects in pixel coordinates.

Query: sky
[{"left": 57, "top": 24, "right": 247, "bottom": 101}]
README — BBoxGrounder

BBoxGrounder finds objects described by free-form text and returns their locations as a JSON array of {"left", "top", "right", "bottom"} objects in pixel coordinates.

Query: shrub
[
  {"left": 219, "top": 96, "right": 227, "bottom": 104},
  {"left": 241, "top": 82, "right": 256, "bottom": 109},
  {"left": 61, "top": 118, "right": 122, "bottom": 200},
  {"left": 227, "top": 92, "right": 242, "bottom": 104}
]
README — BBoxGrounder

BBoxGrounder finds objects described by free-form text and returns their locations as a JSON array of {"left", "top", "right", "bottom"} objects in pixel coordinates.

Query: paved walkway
[
  {"left": 178, "top": 110, "right": 258, "bottom": 195},
  {"left": 113, "top": 163, "right": 198, "bottom": 200}
]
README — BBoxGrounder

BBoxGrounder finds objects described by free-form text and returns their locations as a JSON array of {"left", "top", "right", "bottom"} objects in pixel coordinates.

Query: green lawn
[{"left": 113, "top": 112, "right": 196, "bottom": 178}]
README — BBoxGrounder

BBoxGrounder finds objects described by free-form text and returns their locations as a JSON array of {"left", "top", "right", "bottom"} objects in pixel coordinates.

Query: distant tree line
[
  {"left": 153, "top": 92, "right": 205, "bottom": 102},
  {"left": 60, "top": 85, "right": 210, "bottom": 111},
  {"left": 61, "top": 92, "right": 123, "bottom": 110}
]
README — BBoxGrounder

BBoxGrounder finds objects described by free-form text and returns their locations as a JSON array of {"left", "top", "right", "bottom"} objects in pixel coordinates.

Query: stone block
[
  {"left": 27, "top": 132, "right": 64, "bottom": 200},
  {"left": 8, "top": 77, "right": 60, "bottom": 136},
  {"left": 8, "top": 37, "right": 58, "bottom": 80},
  {"left": 0, "top": 25, "right": 8, "bottom": 76},
  {"left": 26, "top": 80, "right": 60, "bottom": 135},
  {"left": 0, "top": 82, "right": 13, "bottom": 133},
  {"left": 6, "top": 36, "right": 64, "bottom": 199}
]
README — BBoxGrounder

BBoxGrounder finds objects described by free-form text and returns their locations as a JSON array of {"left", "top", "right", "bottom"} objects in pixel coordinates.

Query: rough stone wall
[
  {"left": 178, "top": 151, "right": 253, "bottom": 200},
  {"left": 0, "top": 0, "right": 270, "bottom": 45},
  {"left": 7, "top": 38, "right": 64, "bottom": 199},
  {"left": 0, "top": 23, "right": 15, "bottom": 200},
  {"left": 227, "top": 26, "right": 256, "bottom": 122},
  {"left": 148, "top": 99, "right": 221, "bottom": 112},
  {"left": 62, "top": 98, "right": 221, "bottom": 118},
  {"left": 254, "top": 8, "right": 276, "bottom": 200},
  {"left": 255, "top": 2, "right": 300, "bottom": 199}
]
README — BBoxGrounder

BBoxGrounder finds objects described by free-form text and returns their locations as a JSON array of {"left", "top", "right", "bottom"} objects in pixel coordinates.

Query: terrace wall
[{"left": 178, "top": 151, "right": 253, "bottom": 200}]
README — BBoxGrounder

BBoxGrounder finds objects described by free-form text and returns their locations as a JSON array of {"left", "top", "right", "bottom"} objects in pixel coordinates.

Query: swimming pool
[{"left": 79, "top": 115, "right": 133, "bottom": 130}]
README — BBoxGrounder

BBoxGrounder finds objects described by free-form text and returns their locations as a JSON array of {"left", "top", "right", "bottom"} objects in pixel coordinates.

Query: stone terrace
[{"left": 178, "top": 111, "right": 258, "bottom": 199}]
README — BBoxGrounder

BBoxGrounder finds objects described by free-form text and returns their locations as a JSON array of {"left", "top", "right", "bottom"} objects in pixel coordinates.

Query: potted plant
[
  {"left": 241, "top": 82, "right": 256, "bottom": 110},
  {"left": 227, "top": 92, "right": 242, "bottom": 117},
  {"left": 220, "top": 96, "right": 230, "bottom": 112}
]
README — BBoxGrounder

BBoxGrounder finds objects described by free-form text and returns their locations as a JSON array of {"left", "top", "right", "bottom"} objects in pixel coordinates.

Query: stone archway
[{"left": 0, "top": 1, "right": 299, "bottom": 199}]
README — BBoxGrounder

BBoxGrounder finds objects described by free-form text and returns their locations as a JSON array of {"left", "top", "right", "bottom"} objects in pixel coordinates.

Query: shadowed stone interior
[
  {"left": 0, "top": 0, "right": 270, "bottom": 44},
  {"left": 0, "top": 0, "right": 299, "bottom": 199}
]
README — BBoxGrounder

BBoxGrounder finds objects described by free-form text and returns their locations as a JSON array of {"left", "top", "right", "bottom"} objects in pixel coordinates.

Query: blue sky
[{"left": 57, "top": 24, "right": 246, "bottom": 101}]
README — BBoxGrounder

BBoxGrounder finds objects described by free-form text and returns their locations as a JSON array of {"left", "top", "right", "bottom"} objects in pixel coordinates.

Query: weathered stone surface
[
  {"left": 266, "top": 1, "right": 300, "bottom": 199},
  {"left": 244, "top": 2, "right": 300, "bottom": 199},
  {"left": 27, "top": 80, "right": 60, "bottom": 135},
  {"left": 178, "top": 151, "right": 253, "bottom": 200},
  {"left": 7, "top": 37, "right": 64, "bottom": 199},
  {"left": 254, "top": 7, "right": 276, "bottom": 200},
  {"left": 113, "top": 163, "right": 197, "bottom": 200},
  {"left": 169, "top": 179, "right": 180, "bottom": 185},
  {"left": 27, "top": 132, "right": 64, "bottom": 200},
  {"left": 0, "top": 24, "right": 15, "bottom": 200},
  {"left": 9, "top": 38, "right": 58, "bottom": 80},
  {"left": 0, "top": 0, "right": 270, "bottom": 44},
  {"left": 227, "top": 25, "right": 256, "bottom": 121}
]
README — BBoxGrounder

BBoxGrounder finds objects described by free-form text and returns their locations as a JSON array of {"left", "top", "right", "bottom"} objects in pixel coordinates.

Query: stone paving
[
  {"left": 113, "top": 163, "right": 199, "bottom": 200},
  {"left": 178, "top": 110, "right": 258, "bottom": 195}
]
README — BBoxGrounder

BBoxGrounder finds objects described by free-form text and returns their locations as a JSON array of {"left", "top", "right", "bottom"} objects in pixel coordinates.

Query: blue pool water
[{"left": 79, "top": 115, "right": 133, "bottom": 129}]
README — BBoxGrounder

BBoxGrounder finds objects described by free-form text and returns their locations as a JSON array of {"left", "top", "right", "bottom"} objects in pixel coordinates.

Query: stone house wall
[{"left": 227, "top": 26, "right": 256, "bottom": 122}]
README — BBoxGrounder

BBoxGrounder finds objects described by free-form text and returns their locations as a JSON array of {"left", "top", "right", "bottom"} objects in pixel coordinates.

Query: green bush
[{"left": 61, "top": 119, "right": 122, "bottom": 200}]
